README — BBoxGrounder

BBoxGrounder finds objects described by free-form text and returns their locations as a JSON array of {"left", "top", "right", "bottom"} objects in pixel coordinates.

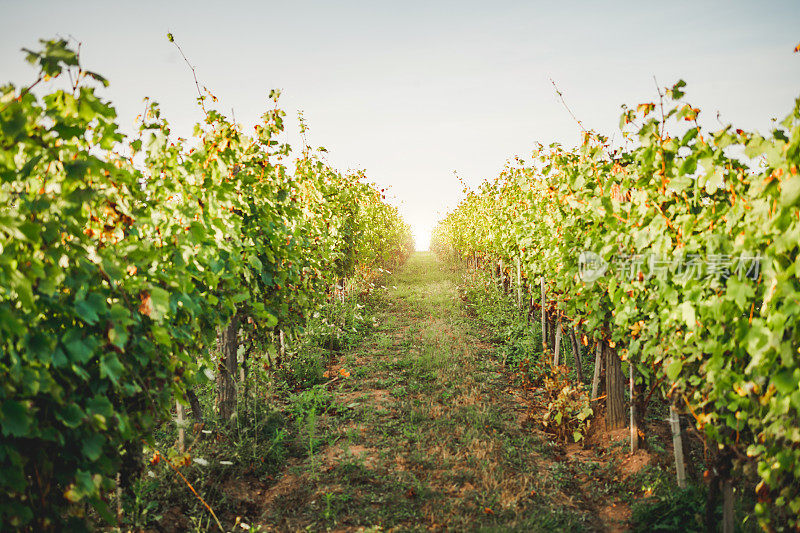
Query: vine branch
[
  {"left": 167, "top": 33, "right": 207, "bottom": 116},
  {"left": 549, "top": 78, "right": 586, "bottom": 133}
]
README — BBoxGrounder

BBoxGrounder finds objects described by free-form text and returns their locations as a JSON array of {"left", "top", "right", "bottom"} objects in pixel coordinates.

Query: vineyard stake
[
  {"left": 540, "top": 277, "right": 546, "bottom": 351},
  {"left": 499, "top": 259, "right": 504, "bottom": 292},
  {"left": 630, "top": 367, "right": 638, "bottom": 453},
  {"left": 605, "top": 342, "right": 626, "bottom": 430},
  {"left": 669, "top": 405, "right": 686, "bottom": 488},
  {"left": 591, "top": 341, "right": 602, "bottom": 400},
  {"left": 176, "top": 400, "right": 185, "bottom": 452},
  {"left": 723, "top": 480, "right": 734, "bottom": 533},
  {"left": 570, "top": 325, "right": 584, "bottom": 383},
  {"left": 553, "top": 316, "right": 562, "bottom": 366}
]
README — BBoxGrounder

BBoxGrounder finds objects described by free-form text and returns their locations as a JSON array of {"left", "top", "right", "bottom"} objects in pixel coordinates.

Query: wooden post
[
  {"left": 240, "top": 343, "right": 250, "bottom": 416},
  {"left": 591, "top": 340, "right": 603, "bottom": 399},
  {"left": 499, "top": 259, "right": 504, "bottom": 292},
  {"left": 553, "top": 316, "right": 562, "bottom": 366},
  {"left": 540, "top": 277, "right": 547, "bottom": 352},
  {"left": 116, "top": 473, "right": 123, "bottom": 522},
  {"left": 630, "top": 367, "right": 638, "bottom": 453},
  {"left": 216, "top": 312, "right": 240, "bottom": 420},
  {"left": 569, "top": 326, "right": 584, "bottom": 383},
  {"left": 186, "top": 388, "right": 203, "bottom": 423},
  {"left": 670, "top": 405, "right": 686, "bottom": 488},
  {"left": 723, "top": 480, "right": 734, "bottom": 533},
  {"left": 605, "top": 343, "right": 626, "bottom": 430},
  {"left": 176, "top": 400, "right": 185, "bottom": 452},
  {"left": 515, "top": 257, "right": 522, "bottom": 307},
  {"left": 279, "top": 329, "right": 286, "bottom": 364}
]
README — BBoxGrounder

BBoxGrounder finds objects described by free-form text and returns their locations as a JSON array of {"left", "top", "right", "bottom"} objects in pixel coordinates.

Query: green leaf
[
  {"left": 62, "top": 329, "right": 94, "bottom": 364},
  {"left": 150, "top": 324, "right": 171, "bottom": 346},
  {"left": 52, "top": 347, "right": 69, "bottom": 367},
  {"left": 670, "top": 79, "right": 686, "bottom": 99},
  {"left": 86, "top": 396, "right": 114, "bottom": 418},
  {"left": 56, "top": 404, "right": 85, "bottom": 428},
  {"left": 232, "top": 291, "right": 249, "bottom": 304},
  {"left": 63, "top": 160, "right": 91, "bottom": 181},
  {"left": 773, "top": 369, "right": 798, "bottom": 395},
  {"left": 149, "top": 287, "right": 170, "bottom": 321},
  {"left": 0, "top": 107, "right": 26, "bottom": 138},
  {"left": 10, "top": 270, "right": 34, "bottom": 309},
  {"left": 679, "top": 301, "right": 696, "bottom": 329},
  {"left": 666, "top": 358, "right": 683, "bottom": 382},
  {"left": 264, "top": 312, "right": 278, "bottom": 328},
  {"left": 99, "top": 353, "right": 125, "bottom": 385},
  {"left": 248, "top": 254, "right": 263, "bottom": 270},
  {"left": 84, "top": 70, "right": 109, "bottom": 88},
  {"left": 1, "top": 400, "right": 31, "bottom": 437},
  {"left": 780, "top": 175, "right": 800, "bottom": 207},
  {"left": 726, "top": 277, "right": 754, "bottom": 310},
  {"left": 75, "top": 296, "right": 102, "bottom": 325},
  {"left": 705, "top": 168, "right": 724, "bottom": 194},
  {"left": 669, "top": 175, "right": 692, "bottom": 193},
  {"left": 82, "top": 433, "right": 104, "bottom": 461}
]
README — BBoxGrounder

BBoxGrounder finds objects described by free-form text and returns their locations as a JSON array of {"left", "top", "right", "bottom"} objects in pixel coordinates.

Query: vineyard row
[
  {"left": 432, "top": 81, "right": 800, "bottom": 530},
  {"left": 0, "top": 38, "right": 413, "bottom": 529}
]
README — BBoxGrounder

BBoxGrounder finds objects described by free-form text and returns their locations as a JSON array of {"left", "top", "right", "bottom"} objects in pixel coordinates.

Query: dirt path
[{"left": 255, "top": 252, "right": 603, "bottom": 531}]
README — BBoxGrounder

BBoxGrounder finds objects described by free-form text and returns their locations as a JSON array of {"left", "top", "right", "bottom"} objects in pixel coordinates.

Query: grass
[
  {"left": 126, "top": 251, "right": 714, "bottom": 532},
  {"left": 236, "top": 252, "right": 593, "bottom": 531}
]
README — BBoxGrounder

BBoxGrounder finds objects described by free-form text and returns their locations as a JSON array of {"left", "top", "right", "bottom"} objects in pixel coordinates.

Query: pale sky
[{"left": 2, "top": 1, "right": 799, "bottom": 249}]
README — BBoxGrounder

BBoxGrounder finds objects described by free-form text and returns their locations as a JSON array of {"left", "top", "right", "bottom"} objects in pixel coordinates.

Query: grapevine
[
  {"left": 433, "top": 80, "right": 800, "bottom": 529},
  {"left": 0, "top": 38, "right": 412, "bottom": 529}
]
